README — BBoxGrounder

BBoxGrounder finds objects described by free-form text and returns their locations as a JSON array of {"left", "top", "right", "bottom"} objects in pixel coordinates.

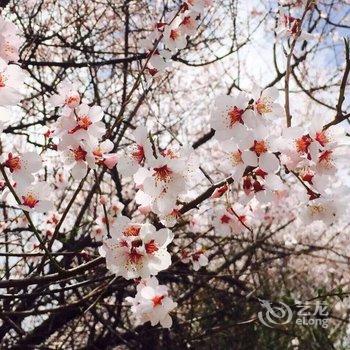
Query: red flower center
[
  {"left": 252, "top": 140, "right": 267, "bottom": 156},
  {"left": 78, "top": 115, "right": 92, "bottom": 130},
  {"left": 192, "top": 250, "right": 204, "bottom": 261},
  {"left": 170, "top": 29, "right": 180, "bottom": 41},
  {"left": 238, "top": 215, "right": 246, "bottom": 223},
  {"left": 255, "top": 168, "right": 267, "bottom": 178},
  {"left": 154, "top": 165, "right": 172, "bottom": 182},
  {"left": 220, "top": 214, "right": 231, "bottom": 224},
  {"left": 4, "top": 153, "right": 21, "bottom": 172},
  {"left": 65, "top": 95, "right": 80, "bottom": 107},
  {"left": 255, "top": 98, "right": 272, "bottom": 114},
  {"left": 301, "top": 172, "right": 314, "bottom": 184},
  {"left": 181, "top": 16, "right": 193, "bottom": 27},
  {"left": 69, "top": 115, "right": 92, "bottom": 134},
  {"left": 22, "top": 194, "right": 39, "bottom": 208},
  {"left": 162, "top": 149, "right": 178, "bottom": 159},
  {"left": 230, "top": 150, "right": 243, "bottom": 165},
  {"left": 319, "top": 150, "right": 332, "bottom": 164},
  {"left": 123, "top": 225, "right": 141, "bottom": 237},
  {"left": 93, "top": 147, "right": 103, "bottom": 158},
  {"left": 228, "top": 106, "right": 244, "bottom": 127},
  {"left": 131, "top": 145, "right": 145, "bottom": 164},
  {"left": 315, "top": 131, "right": 329, "bottom": 147},
  {"left": 145, "top": 240, "right": 159, "bottom": 254},
  {"left": 253, "top": 180, "right": 264, "bottom": 192},
  {"left": 152, "top": 295, "right": 164, "bottom": 307},
  {"left": 72, "top": 146, "right": 87, "bottom": 161},
  {"left": 243, "top": 177, "right": 252, "bottom": 191},
  {"left": 295, "top": 135, "right": 312, "bottom": 154},
  {"left": 128, "top": 250, "right": 143, "bottom": 264}
]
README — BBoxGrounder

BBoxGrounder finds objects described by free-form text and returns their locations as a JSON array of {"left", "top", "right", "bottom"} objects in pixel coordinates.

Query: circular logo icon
[{"left": 258, "top": 299, "right": 293, "bottom": 328}]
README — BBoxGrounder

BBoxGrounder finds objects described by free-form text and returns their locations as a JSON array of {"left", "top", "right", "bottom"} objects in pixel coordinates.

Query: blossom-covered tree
[{"left": 0, "top": 0, "right": 350, "bottom": 349}]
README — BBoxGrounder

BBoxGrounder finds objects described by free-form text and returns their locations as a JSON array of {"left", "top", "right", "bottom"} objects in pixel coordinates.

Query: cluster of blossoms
[
  {"left": 99, "top": 217, "right": 176, "bottom": 327},
  {"left": 211, "top": 85, "right": 348, "bottom": 228},
  {"left": 99, "top": 215, "right": 173, "bottom": 280},
  {"left": 211, "top": 87, "right": 285, "bottom": 204},
  {"left": 0, "top": 15, "right": 25, "bottom": 130},
  {"left": 277, "top": 118, "right": 348, "bottom": 224},
  {"left": 140, "top": 0, "right": 212, "bottom": 76},
  {"left": 126, "top": 277, "right": 177, "bottom": 328},
  {"left": 100, "top": 126, "right": 199, "bottom": 326},
  {"left": 0, "top": 16, "right": 25, "bottom": 131},
  {"left": 276, "top": 1, "right": 317, "bottom": 41},
  {"left": 117, "top": 126, "right": 198, "bottom": 219},
  {"left": 0, "top": 15, "right": 52, "bottom": 213},
  {"left": 47, "top": 81, "right": 117, "bottom": 179}
]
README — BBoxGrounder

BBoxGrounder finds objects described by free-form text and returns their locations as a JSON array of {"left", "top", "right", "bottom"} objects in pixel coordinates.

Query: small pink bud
[{"left": 103, "top": 154, "right": 118, "bottom": 169}]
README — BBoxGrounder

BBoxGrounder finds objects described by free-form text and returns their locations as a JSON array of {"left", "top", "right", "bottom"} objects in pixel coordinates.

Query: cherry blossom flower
[
  {"left": 163, "top": 24, "right": 187, "bottom": 52},
  {"left": 135, "top": 148, "right": 196, "bottom": 215},
  {"left": 92, "top": 139, "right": 118, "bottom": 169},
  {"left": 220, "top": 140, "right": 248, "bottom": 181},
  {"left": 302, "top": 195, "right": 345, "bottom": 225},
  {"left": 180, "top": 13, "right": 198, "bottom": 36},
  {"left": 99, "top": 216, "right": 173, "bottom": 279},
  {"left": 237, "top": 127, "right": 280, "bottom": 174},
  {"left": 242, "top": 171, "right": 285, "bottom": 203},
  {"left": 91, "top": 224, "right": 105, "bottom": 242},
  {"left": 59, "top": 138, "right": 96, "bottom": 179},
  {"left": 48, "top": 80, "right": 80, "bottom": 108},
  {"left": 181, "top": 244, "right": 208, "bottom": 271},
  {"left": 149, "top": 50, "right": 172, "bottom": 73},
  {"left": 278, "top": 126, "right": 317, "bottom": 170},
  {"left": 308, "top": 117, "right": 347, "bottom": 149},
  {"left": 117, "top": 126, "right": 152, "bottom": 177},
  {"left": 276, "top": 9, "right": 315, "bottom": 41},
  {"left": 61, "top": 104, "right": 105, "bottom": 145},
  {"left": 110, "top": 199, "right": 125, "bottom": 216},
  {"left": 314, "top": 146, "right": 346, "bottom": 176},
  {"left": 210, "top": 92, "right": 254, "bottom": 141},
  {"left": 16, "top": 182, "right": 53, "bottom": 213},
  {"left": 213, "top": 204, "right": 250, "bottom": 236},
  {"left": 0, "top": 16, "right": 23, "bottom": 63},
  {"left": 252, "top": 86, "right": 284, "bottom": 119},
  {"left": 3, "top": 152, "right": 42, "bottom": 185},
  {"left": 159, "top": 207, "right": 181, "bottom": 227},
  {"left": 126, "top": 277, "right": 177, "bottom": 328},
  {"left": 298, "top": 168, "right": 330, "bottom": 195},
  {"left": 0, "top": 59, "right": 25, "bottom": 106},
  {"left": 91, "top": 216, "right": 117, "bottom": 242}
]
